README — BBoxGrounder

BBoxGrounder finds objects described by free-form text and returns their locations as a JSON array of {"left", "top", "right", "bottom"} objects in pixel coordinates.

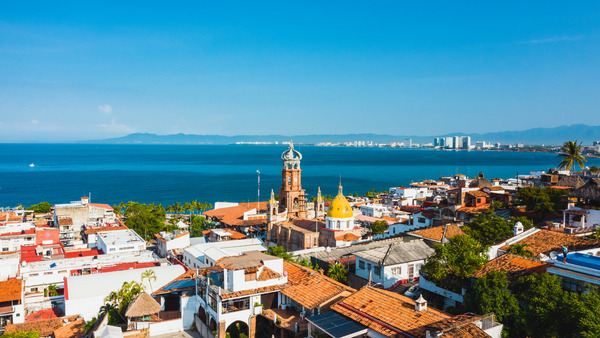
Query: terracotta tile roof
[
  {"left": 472, "top": 253, "right": 549, "bottom": 280},
  {"left": 220, "top": 284, "right": 285, "bottom": 300},
  {"left": 25, "top": 308, "right": 59, "bottom": 322},
  {"left": 153, "top": 269, "right": 197, "bottom": 295},
  {"left": 258, "top": 266, "right": 282, "bottom": 281},
  {"left": 204, "top": 202, "right": 268, "bottom": 227},
  {"left": 53, "top": 317, "right": 86, "bottom": 338},
  {"left": 442, "top": 323, "right": 489, "bottom": 338},
  {"left": 282, "top": 261, "right": 355, "bottom": 310},
  {"left": 3, "top": 315, "right": 79, "bottom": 337},
  {"left": 335, "top": 232, "right": 361, "bottom": 242},
  {"left": 410, "top": 224, "right": 465, "bottom": 243},
  {"left": 0, "top": 279, "right": 22, "bottom": 303},
  {"left": 88, "top": 203, "right": 114, "bottom": 210},
  {"left": 58, "top": 218, "right": 73, "bottom": 226},
  {"left": 84, "top": 225, "right": 129, "bottom": 234},
  {"left": 466, "top": 190, "right": 489, "bottom": 198},
  {"left": 458, "top": 203, "right": 492, "bottom": 214},
  {"left": 500, "top": 229, "right": 600, "bottom": 258},
  {"left": 485, "top": 186, "right": 505, "bottom": 191},
  {"left": 331, "top": 286, "right": 450, "bottom": 337}
]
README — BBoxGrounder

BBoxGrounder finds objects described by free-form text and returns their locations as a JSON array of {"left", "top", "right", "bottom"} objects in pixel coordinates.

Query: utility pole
[{"left": 257, "top": 170, "right": 260, "bottom": 211}]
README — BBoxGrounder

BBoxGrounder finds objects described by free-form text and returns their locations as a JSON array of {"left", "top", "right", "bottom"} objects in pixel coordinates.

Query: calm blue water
[{"left": 1, "top": 144, "right": 598, "bottom": 207}]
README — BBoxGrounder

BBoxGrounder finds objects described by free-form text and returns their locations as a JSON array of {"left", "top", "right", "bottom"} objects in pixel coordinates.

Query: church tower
[
  {"left": 266, "top": 189, "right": 278, "bottom": 242},
  {"left": 314, "top": 186, "right": 325, "bottom": 219},
  {"left": 279, "top": 142, "right": 307, "bottom": 219}
]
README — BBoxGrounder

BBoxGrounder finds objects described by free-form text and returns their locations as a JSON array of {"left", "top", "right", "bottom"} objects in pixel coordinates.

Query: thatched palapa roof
[
  {"left": 570, "top": 178, "right": 600, "bottom": 202},
  {"left": 556, "top": 175, "right": 587, "bottom": 189},
  {"left": 125, "top": 292, "right": 162, "bottom": 318}
]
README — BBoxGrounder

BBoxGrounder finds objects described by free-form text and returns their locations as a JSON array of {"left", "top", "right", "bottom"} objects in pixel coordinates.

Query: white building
[
  {"left": 195, "top": 251, "right": 287, "bottom": 337},
  {"left": 96, "top": 229, "right": 146, "bottom": 254},
  {"left": 64, "top": 264, "right": 185, "bottom": 320},
  {"left": 0, "top": 222, "right": 36, "bottom": 252},
  {"left": 182, "top": 238, "right": 266, "bottom": 270},
  {"left": 563, "top": 207, "right": 600, "bottom": 230},
  {"left": 354, "top": 240, "right": 434, "bottom": 288},
  {"left": 54, "top": 197, "right": 117, "bottom": 242},
  {"left": 359, "top": 204, "right": 388, "bottom": 218},
  {"left": 155, "top": 230, "right": 191, "bottom": 258}
]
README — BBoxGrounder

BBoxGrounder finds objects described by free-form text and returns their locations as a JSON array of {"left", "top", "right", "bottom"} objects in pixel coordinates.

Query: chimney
[
  {"left": 514, "top": 222, "right": 524, "bottom": 236},
  {"left": 415, "top": 294, "right": 427, "bottom": 312}
]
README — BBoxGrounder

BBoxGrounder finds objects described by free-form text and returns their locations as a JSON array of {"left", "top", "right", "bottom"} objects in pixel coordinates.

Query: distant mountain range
[{"left": 87, "top": 124, "right": 600, "bottom": 146}]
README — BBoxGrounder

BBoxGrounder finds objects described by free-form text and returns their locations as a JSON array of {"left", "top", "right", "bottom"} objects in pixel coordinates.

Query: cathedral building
[{"left": 267, "top": 143, "right": 362, "bottom": 251}]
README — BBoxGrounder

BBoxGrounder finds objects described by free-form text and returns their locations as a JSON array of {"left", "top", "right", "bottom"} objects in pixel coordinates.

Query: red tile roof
[
  {"left": 472, "top": 253, "right": 549, "bottom": 280},
  {"left": 88, "top": 203, "right": 113, "bottom": 210},
  {"left": 282, "top": 261, "right": 355, "bottom": 310},
  {"left": 25, "top": 308, "right": 59, "bottom": 322},
  {"left": 204, "top": 202, "right": 268, "bottom": 227},
  {"left": 84, "top": 225, "right": 129, "bottom": 234},
  {"left": 410, "top": 224, "right": 465, "bottom": 243},
  {"left": 331, "top": 286, "right": 450, "bottom": 337},
  {"left": 53, "top": 317, "right": 86, "bottom": 338},
  {"left": 500, "top": 229, "right": 600, "bottom": 258},
  {"left": 258, "top": 266, "right": 282, "bottom": 281},
  {"left": 3, "top": 315, "right": 80, "bottom": 337},
  {"left": 153, "top": 270, "right": 197, "bottom": 295},
  {"left": 0, "top": 279, "right": 22, "bottom": 303}
]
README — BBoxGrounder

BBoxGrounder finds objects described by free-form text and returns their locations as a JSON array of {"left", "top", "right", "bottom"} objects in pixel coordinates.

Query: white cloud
[
  {"left": 97, "top": 117, "right": 135, "bottom": 134},
  {"left": 98, "top": 104, "right": 112, "bottom": 114},
  {"left": 31, "top": 119, "right": 40, "bottom": 124}
]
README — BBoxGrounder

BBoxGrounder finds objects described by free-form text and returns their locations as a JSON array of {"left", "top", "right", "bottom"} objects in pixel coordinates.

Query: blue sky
[{"left": 1, "top": 1, "right": 599, "bottom": 142}]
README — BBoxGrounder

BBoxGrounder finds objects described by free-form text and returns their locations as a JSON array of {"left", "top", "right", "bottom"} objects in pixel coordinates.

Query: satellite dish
[
  {"left": 550, "top": 251, "right": 558, "bottom": 260},
  {"left": 326, "top": 247, "right": 331, "bottom": 253}
]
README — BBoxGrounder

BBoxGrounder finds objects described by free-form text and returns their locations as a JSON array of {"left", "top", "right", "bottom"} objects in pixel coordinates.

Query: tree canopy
[
  {"left": 327, "top": 263, "right": 348, "bottom": 284},
  {"left": 28, "top": 201, "right": 52, "bottom": 213},
  {"left": 516, "top": 187, "right": 569, "bottom": 217},
  {"left": 371, "top": 220, "right": 388, "bottom": 236},
  {"left": 119, "top": 202, "right": 166, "bottom": 241},
  {"left": 421, "top": 235, "right": 488, "bottom": 292}
]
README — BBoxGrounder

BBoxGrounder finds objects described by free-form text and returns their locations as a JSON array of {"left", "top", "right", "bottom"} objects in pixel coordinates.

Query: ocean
[{"left": 1, "top": 144, "right": 597, "bottom": 208}]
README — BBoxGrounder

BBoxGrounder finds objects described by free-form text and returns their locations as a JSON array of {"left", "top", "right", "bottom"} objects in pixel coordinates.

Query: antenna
[
  {"left": 257, "top": 170, "right": 260, "bottom": 211},
  {"left": 550, "top": 251, "right": 558, "bottom": 260}
]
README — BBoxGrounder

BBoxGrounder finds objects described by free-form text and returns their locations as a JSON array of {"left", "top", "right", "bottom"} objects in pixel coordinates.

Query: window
[
  {"left": 359, "top": 261, "right": 365, "bottom": 270},
  {"left": 391, "top": 267, "right": 402, "bottom": 275},
  {"left": 374, "top": 265, "right": 381, "bottom": 276},
  {"left": 1, "top": 248, "right": 7, "bottom": 252},
  {"left": 367, "top": 263, "right": 371, "bottom": 271},
  {"left": 418, "top": 217, "right": 426, "bottom": 223},
  {"left": 44, "top": 271, "right": 53, "bottom": 275}
]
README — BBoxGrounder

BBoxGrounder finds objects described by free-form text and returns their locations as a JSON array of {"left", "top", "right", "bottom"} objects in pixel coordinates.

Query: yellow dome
[{"left": 327, "top": 193, "right": 353, "bottom": 218}]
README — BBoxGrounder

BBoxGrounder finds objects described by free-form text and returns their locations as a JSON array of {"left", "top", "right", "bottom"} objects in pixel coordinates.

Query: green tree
[
  {"left": 558, "top": 140, "right": 587, "bottom": 172},
  {"left": 141, "top": 269, "right": 157, "bottom": 293},
  {"left": 512, "top": 273, "right": 568, "bottom": 337},
  {"left": 28, "top": 201, "right": 52, "bottom": 213},
  {"left": 463, "top": 211, "right": 513, "bottom": 246},
  {"left": 267, "top": 246, "right": 292, "bottom": 261},
  {"left": 45, "top": 284, "right": 58, "bottom": 297},
  {"left": 421, "top": 235, "right": 488, "bottom": 292},
  {"left": 190, "top": 215, "right": 215, "bottom": 237},
  {"left": 371, "top": 220, "right": 388, "bottom": 236},
  {"left": 515, "top": 187, "right": 569, "bottom": 217},
  {"left": 327, "top": 263, "right": 348, "bottom": 284},
  {"left": 104, "top": 280, "right": 146, "bottom": 322},
  {"left": 465, "top": 271, "right": 519, "bottom": 335},
  {"left": 121, "top": 202, "right": 167, "bottom": 241}
]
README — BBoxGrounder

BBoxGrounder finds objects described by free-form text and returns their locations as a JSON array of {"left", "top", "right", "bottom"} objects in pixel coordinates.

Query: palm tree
[
  {"left": 45, "top": 284, "right": 58, "bottom": 297},
  {"left": 141, "top": 269, "right": 157, "bottom": 293},
  {"left": 327, "top": 263, "right": 348, "bottom": 284},
  {"left": 558, "top": 140, "right": 587, "bottom": 172}
]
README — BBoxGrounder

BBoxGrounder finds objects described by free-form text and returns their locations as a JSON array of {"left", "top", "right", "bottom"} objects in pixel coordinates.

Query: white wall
[
  {"left": 149, "top": 318, "right": 183, "bottom": 336},
  {"left": 355, "top": 257, "right": 424, "bottom": 288}
]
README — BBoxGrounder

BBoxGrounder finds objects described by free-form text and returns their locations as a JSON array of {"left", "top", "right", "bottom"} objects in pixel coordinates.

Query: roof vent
[{"left": 415, "top": 294, "right": 427, "bottom": 312}]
